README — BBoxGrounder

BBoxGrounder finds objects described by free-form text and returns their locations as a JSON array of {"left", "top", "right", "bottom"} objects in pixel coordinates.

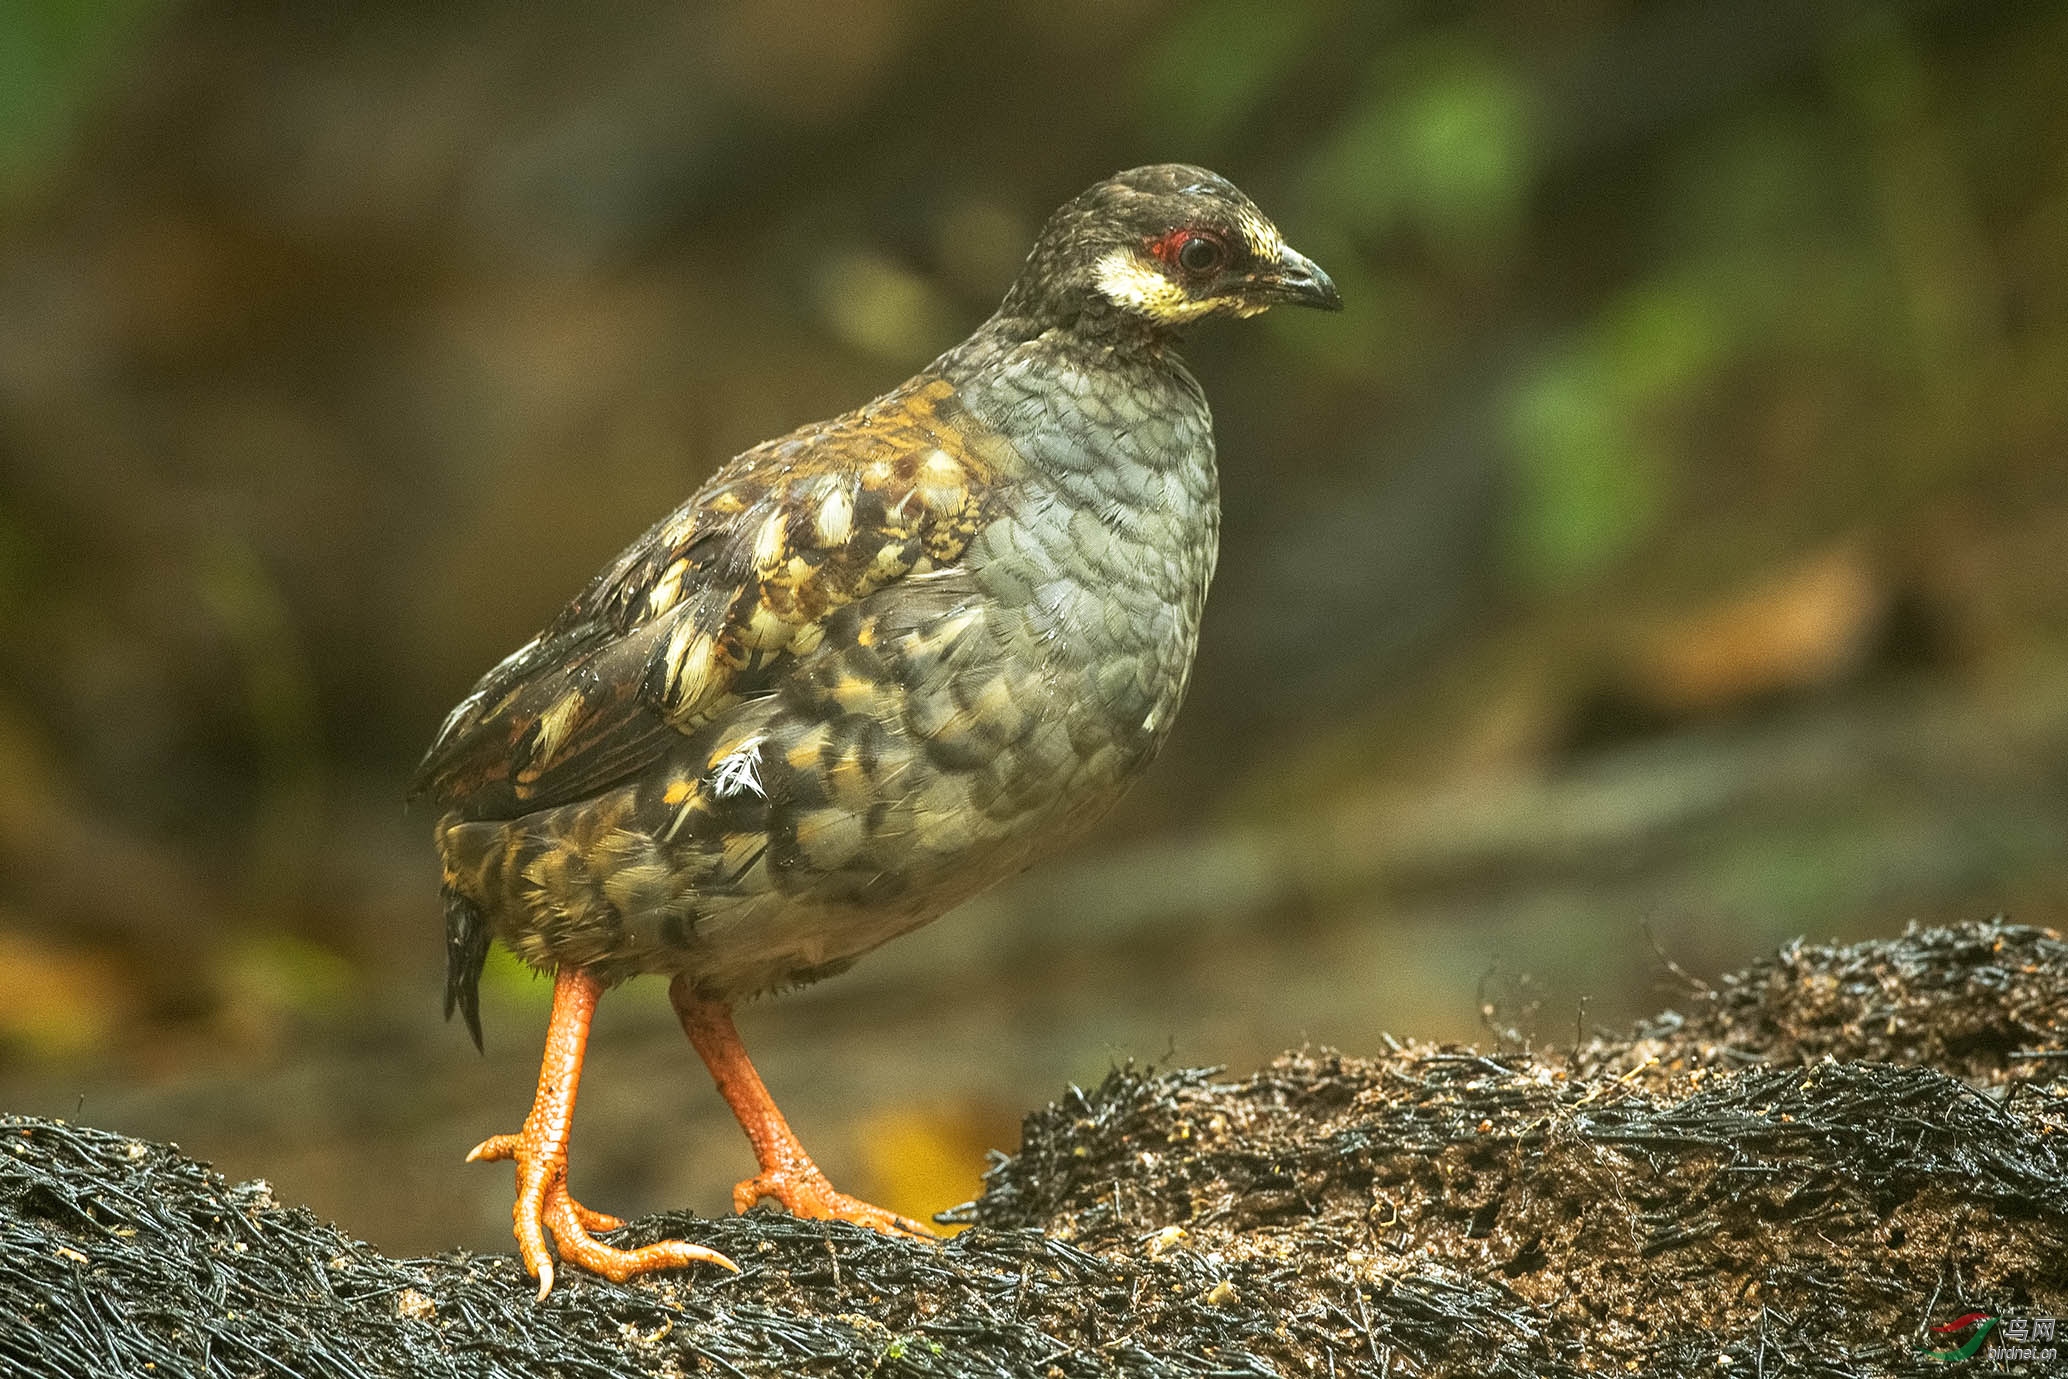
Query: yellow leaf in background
[
  {"left": 853, "top": 1101, "right": 1018, "bottom": 1235},
  {"left": 211, "top": 933, "right": 360, "bottom": 1049},
  {"left": 1633, "top": 544, "right": 1886, "bottom": 715},
  {"left": 0, "top": 925, "right": 135, "bottom": 1063},
  {"left": 480, "top": 943, "right": 551, "bottom": 1010},
  {"left": 219, "top": 933, "right": 358, "bottom": 1013}
]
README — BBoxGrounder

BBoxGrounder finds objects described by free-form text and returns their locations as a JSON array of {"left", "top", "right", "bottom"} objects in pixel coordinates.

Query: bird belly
[{"left": 437, "top": 585, "right": 1156, "bottom": 998}]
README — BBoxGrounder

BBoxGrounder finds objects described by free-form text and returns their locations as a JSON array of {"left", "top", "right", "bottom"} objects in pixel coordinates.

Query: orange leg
[
  {"left": 669, "top": 975, "right": 934, "bottom": 1239},
  {"left": 468, "top": 967, "right": 738, "bottom": 1298}
]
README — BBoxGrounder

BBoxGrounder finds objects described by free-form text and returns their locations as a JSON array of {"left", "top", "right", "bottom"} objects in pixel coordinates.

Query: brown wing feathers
[{"left": 411, "top": 374, "right": 1005, "bottom": 825}]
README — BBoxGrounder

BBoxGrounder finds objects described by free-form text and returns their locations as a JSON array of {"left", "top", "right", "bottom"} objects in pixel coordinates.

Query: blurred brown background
[{"left": 1, "top": 0, "right": 2064, "bottom": 1256}]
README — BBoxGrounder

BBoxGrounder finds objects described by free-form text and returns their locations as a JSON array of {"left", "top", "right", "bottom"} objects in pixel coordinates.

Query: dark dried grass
[{"left": 5, "top": 919, "right": 2066, "bottom": 1377}]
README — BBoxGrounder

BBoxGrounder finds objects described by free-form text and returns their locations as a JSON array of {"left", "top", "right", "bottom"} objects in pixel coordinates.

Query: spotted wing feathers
[{"left": 410, "top": 376, "right": 1004, "bottom": 821}]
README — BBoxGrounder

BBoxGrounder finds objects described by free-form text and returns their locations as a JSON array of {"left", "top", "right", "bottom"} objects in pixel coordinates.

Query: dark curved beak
[{"left": 1256, "top": 244, "right": 1342, "bottom": 311}]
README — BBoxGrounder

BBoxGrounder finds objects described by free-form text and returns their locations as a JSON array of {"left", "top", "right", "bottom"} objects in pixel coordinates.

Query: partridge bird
[{"left": 414, "top": 164, "right": 1340, "bottom": 1296}]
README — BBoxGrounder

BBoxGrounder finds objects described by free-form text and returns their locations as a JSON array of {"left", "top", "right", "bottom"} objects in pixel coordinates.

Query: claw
[
  {"left": 466, "top": 1133, "right": 517, "bottom": 1163},
  {"left": 736, "top": 1166, "right": 936, "bottom": 1238},
  {"left": 473, "top": 1118, "right": 738, "bottom": 1297},
  {"left": 673, "top": 980, "right": 937, "bottom": 1244},
  {"left": 477, "top": 967, "right": 736, "bottom": 1297}
]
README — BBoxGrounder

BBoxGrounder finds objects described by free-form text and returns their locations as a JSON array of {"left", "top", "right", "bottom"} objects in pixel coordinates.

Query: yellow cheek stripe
[{"left": 1093, "top": 250, "right": 1223, "bottom": 323}]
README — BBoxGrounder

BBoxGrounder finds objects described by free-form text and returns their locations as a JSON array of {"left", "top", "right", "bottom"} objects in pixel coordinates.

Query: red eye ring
[{"left": 1150, "top": 229, "right": 1230, "bottom": 276}]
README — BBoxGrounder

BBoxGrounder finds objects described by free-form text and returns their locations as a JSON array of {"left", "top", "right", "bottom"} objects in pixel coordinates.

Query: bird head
[{"left": 1000, "top": 164, "right": 1341, "bottom": 335}]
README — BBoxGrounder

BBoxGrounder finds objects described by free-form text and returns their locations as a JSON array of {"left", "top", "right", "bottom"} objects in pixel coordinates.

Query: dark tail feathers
[{"left": 443, "top": 888, "right": 492, "bottom": 1052}]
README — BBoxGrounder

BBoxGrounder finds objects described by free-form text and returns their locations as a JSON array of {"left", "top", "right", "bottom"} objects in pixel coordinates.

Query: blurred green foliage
[
  {"left": 0, "top": 0, "right": 2062, "bottom": 1023},
  {"left": 0, "top": 0, "right": 162, "bottom": 198},
  {"left": 1135, "top": 0, "right": 1324, "bottom": 146},
  {"left": 1305, "top": 39, "right": 1533, "bottom": 255}
]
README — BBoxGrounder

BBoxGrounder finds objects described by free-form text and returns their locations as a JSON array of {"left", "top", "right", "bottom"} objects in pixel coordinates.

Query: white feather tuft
[{"left": 710, "top": 734, "right": 768, "bottom": 801}]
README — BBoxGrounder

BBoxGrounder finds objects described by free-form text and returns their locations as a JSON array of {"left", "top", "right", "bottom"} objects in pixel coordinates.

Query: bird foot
[
  {"left": 733, "top": 1162, "right": 935, "bottom": 1239},
  {"left": 467, "top": 1132, "right": 739, "bottom": 1298},
  {"left": 468, "top": 1134, "right": 626, "bottom": 1230}
]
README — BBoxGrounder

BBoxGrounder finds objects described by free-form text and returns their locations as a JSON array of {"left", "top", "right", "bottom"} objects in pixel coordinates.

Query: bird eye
[{"left": 1176, "top": 234, "right": 1226, "bottom": 274}]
